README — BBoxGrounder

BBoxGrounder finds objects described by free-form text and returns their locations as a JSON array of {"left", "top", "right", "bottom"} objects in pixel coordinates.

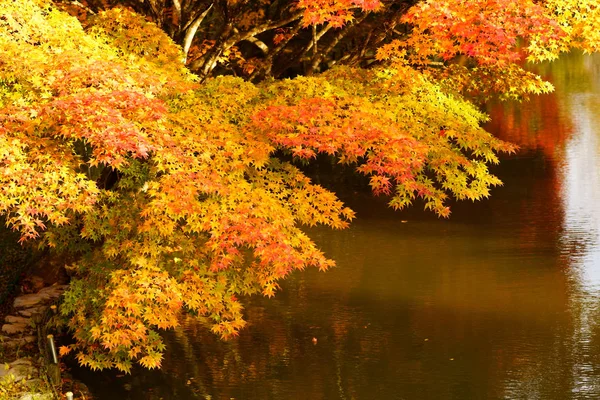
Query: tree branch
[
  {"left": 59, "top": 0, "right": 96, "bottom": 15},
  {"left": 250, "top": 21, "right": 303, "bottom": 81},
  {"left": 182, "top": 2, "right": 213, "bottom": 62},
  {"left": 235, "top": 11, "right": 303, "bottom": 44},
  {"left": 307, "top": 13, "right": 368, "bottom": 75},
  {"left": 189, "top": 11, "right": 303, "bottom": 76}
]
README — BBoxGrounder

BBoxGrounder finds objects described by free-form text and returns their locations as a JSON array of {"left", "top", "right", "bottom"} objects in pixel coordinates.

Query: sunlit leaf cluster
[{"left": 252, "top": 65, "right": 513, "bottom": 216}]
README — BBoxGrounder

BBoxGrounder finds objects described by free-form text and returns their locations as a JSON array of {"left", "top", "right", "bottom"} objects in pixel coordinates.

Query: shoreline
[{"left": 0, "top": 278, "right": 89, "bottom": 400}]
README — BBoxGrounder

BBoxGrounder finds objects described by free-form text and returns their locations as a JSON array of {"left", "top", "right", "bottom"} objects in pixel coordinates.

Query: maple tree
[{"left": 1, "top": 0, "right": 599, "bottom": 372}]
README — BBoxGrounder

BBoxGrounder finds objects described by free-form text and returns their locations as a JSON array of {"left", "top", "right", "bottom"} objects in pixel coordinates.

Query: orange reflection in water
[
  {"left": 486, "top": 92, "right": 573, "bottom": 159},
  {"left": 484, "top": 85, "right": 568, "bottom": 261}
]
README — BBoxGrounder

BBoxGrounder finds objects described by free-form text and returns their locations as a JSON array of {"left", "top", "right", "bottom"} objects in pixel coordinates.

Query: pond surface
[{"left": 72, "top": 53, "right": 600, "bottom": 399}]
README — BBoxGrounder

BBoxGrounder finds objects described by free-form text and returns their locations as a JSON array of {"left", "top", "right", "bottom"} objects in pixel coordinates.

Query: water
[{"left": 71, "top": 53, "right": 600, "bottom": 399}]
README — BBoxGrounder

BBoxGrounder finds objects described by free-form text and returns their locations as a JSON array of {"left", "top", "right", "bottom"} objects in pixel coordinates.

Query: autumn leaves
[{"left": 1, "top": 0, "right": 599, "bottom": 372}]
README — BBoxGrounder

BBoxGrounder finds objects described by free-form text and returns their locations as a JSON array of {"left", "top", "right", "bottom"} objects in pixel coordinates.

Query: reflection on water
[
  {"left": 559, "top": 58, "right": 600, "bottom": 397},
  {"left": 71, "top": 53, "right": 600, "bottom": 400},
  {"left": 563, "top": 93, "right": 600, "bottom": 290}
]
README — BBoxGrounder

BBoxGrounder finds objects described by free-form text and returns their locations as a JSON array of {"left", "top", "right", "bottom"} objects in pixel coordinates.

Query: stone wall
[{"left": 1, "top": 283, "right": 67, "bottom": 399}]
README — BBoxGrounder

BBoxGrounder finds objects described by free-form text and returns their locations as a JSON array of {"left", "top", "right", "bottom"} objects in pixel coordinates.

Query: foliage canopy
[{"left": 1, "top": 0, "right": 599, "bottom": 371}]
